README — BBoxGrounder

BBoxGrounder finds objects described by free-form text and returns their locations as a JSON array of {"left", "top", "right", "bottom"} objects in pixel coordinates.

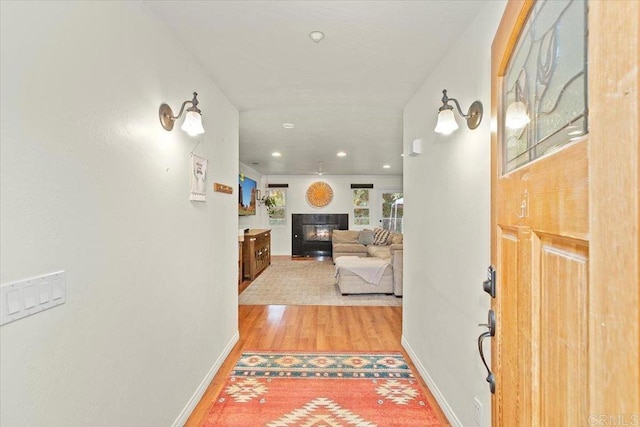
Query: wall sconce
[
  {"left": 434, "top": 89, "right": 483, "bottom": 135},
  {"left": 159, "top": 91, "right": 205, "bottom": 136}
]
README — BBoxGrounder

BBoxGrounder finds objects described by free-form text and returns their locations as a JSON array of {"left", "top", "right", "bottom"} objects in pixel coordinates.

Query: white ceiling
[{"left": 148, "top": 1, "right": 487, "bottom": 176}]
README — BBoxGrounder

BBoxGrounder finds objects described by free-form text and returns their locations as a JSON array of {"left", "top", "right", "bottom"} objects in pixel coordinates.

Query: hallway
[
  {"left": 2, "top": 2, "right": 637, "bottom": 425},
  {"left": 185, "top": 305, "right": 449, "bottom": 426}
]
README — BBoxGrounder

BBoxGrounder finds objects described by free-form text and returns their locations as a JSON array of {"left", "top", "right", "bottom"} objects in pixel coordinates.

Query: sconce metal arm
[
  {"left": 159, "top": 92, "right": 201, "bottom": 131},
  {"left": 170, "top": 92, "right": 201, "bottom": 121},
  {"left": 439, "top": 89, "right": 469, "bottom": 118},
  {"left": 438, "top": 89, "right": 483, "bottom": 130}
]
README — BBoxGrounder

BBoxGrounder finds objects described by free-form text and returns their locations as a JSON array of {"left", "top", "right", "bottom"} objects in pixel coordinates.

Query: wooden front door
[{"left": 490, "top": 1, "right": 639, "bottom": 425}]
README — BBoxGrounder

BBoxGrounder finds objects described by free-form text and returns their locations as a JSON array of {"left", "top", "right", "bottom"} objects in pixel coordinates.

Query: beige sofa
[{"left": 332, "top": 229, "right": 403, "bottom": 296}]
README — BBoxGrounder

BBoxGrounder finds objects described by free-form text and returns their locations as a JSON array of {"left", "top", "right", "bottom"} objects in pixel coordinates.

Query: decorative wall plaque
[
  {"left": 213, "top": 183, "right": 233, "bottom": 194},
  {"left": 306, "top": 181, "right": 333, "bottom": 207}
]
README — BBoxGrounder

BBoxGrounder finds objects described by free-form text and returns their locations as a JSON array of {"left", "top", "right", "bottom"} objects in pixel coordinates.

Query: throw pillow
[
  {"left": 390, "top": 232, "right": 403, "bottom": 244},
  {"left": 358, "top": 229, "right": 375, "bottom": 245},
  {"left": 333, "top": 230, "right": 360, "bottom": 243},
  {"left": 373, "top": 228, "right": 391, "bottom": 245}
]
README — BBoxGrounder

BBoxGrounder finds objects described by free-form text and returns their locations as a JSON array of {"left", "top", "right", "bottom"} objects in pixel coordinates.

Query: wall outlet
[{"left": 473, "top": 397, "right": 483, "bottom": 427}]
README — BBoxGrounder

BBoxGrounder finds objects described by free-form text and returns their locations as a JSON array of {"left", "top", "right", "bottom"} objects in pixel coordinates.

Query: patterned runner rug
[{"left": 202, "top": 351, "right": 443, "bottom": 426}]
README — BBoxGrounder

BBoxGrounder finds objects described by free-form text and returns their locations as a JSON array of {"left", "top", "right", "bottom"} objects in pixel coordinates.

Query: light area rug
[
  {"left": 202, "top": 351, "right": 443, "bottom": 426},
  {"left": 239, "top": 258, "right": 401, "bottom": 306}
]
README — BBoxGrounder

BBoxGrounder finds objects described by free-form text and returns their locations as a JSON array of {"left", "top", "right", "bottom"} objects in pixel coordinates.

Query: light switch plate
[
  {"left": 1, "top": 271, "right": 66, "bottom": 326},
  {"left": 24, "top": 285, "right": 36, "bottom": 309},
  {"left": 7, "top": 290, "right": 20, "bottom": 314}
]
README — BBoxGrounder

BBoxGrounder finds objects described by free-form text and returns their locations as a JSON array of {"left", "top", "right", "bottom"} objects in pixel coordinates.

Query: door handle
[
  {"left": 478, "top": 309, "right": 496, "bottom": 394},
  {"left": 478, "top": 331, "right": 495, "bottom": 394}
]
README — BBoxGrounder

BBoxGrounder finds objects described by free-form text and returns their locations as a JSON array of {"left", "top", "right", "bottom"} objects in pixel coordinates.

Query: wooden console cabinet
[{"left": 242, "top": 229, "right": 271, "bottom": 280}]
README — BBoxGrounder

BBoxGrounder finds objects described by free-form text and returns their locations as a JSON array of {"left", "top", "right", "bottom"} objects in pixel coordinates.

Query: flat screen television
[{"left": 238, "top": 174, "right": 257, "bottom": 216}]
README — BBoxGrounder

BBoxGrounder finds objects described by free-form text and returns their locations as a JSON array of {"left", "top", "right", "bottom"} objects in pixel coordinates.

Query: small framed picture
[{"left": 190, "top": 154, "right": 208, "bottom": 201}]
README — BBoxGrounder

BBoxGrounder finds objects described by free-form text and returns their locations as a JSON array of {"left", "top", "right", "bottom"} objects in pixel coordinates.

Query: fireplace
[
  {"left": 292, "top": 214, "right": 348, "bottom": 258},
  {"left": 303, "top": 225, "right": 337, "bottom": 241}
]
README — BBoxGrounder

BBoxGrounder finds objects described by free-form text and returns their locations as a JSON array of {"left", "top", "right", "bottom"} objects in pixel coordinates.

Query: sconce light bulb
[
  {"left": 434, "top": 109, "right": 459, "bottom": 135},
  {"left": 181, "top": 111, "right": 205, "bottom": 136}
]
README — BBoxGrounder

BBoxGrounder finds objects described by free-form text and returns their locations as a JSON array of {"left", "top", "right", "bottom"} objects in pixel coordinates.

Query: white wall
[
  {"left": 402, "top": 2, "right": 505, "bottom": 427},
  {"left": 259, "top": 175, "right": 402, "bottom": 255},
  {"left": 0, "top": 2, "right": 239, "bottom": 426}
]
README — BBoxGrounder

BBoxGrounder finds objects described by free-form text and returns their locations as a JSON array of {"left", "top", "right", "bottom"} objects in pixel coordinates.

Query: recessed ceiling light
[
  {"left": 309, "top": 31, "right": 325, "bottom": 43},
  {"left": 400, "top": 153, "right": 404, "bottom": 157},
  {"left": 272, "top": 152, "right": 282, "bottom": 157},
  {"left": 282, "top": 123, "right": 295, "bottom": 129},
  {"left": 337, "top": 151, "right": 347, "bottom": 157},
  {"left": 383, "top": 164, "right": 391, "bottom": 169}
]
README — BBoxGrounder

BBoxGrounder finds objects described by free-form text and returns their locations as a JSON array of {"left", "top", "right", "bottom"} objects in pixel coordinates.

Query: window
[
  {"left": 381, "top": 192, "right": 403, "bottom": 232},
  {"left": 353, "top": 189, "right": 370, "bottom": 226},
  {"left": 503, "top": 0, "right": 588, "bottom": 173},
  {"left": 266, "top": 189, "right": 286, "bottom": 226}
]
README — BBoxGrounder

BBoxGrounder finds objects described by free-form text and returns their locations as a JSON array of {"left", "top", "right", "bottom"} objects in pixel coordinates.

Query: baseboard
[
  {"left": 401, "top": 335, "right": 463, "bottom": 427},
  {"left": 172, "top": 331, "right": 240, "bottom": 427}
]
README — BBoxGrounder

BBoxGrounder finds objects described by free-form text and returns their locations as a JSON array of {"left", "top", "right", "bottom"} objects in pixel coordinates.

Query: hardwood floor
[{"left": 185, "top": 304, "right": 450, "bottom": 426}]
